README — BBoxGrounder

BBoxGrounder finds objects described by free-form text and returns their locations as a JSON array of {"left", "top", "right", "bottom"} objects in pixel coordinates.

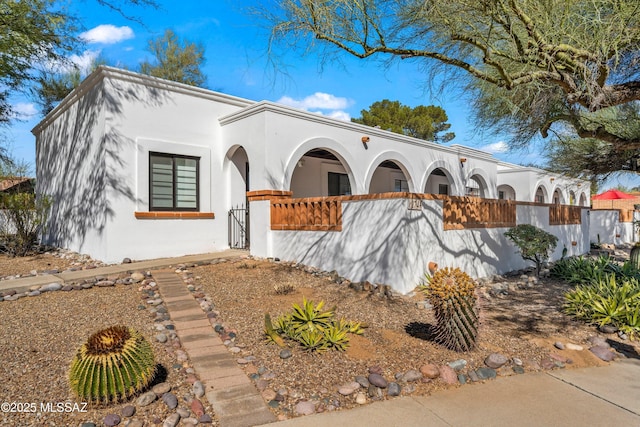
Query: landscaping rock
[
  {"left": 193, "top": 381, "right": 205, "bottom": 398},
  {"left": 121, "top": 405, "right": 135, "bottom": 417},
  {"left": 162, "top": 392, "right": 178, "bottom": 409},
  {"left": 590, "top": 345, "right": 616, "bottom": 362},
  {"left": 338, "top": 382, "right": 360, "bottom": 396},
  {"left": 156, "top": 333, "right": 168, "bottom": 343},
  {"left": 103, "top": 413, "right": 121, "bottom": 426},
  {"left": 447, "top": 359, "right": 467, "bottom": 371},
  {"left": 355, "top": 392, "right": 367, "bottom": 405},
  {"left": 355, "top": 375, "right": 370, "bottom": 388},
  {"left": 438, "top": 365, "right": 458, "bottom": 384},
  {"left": 136, "top": 391, "right": 156, "bottom": 407},
  {"left": 295, "top": 401, "right": 316, "bottom": 416},
  {"left": 401, "top": 369, "right": 423, "bottom": 383},
  {"left": 199, "top": 414, "right": 213, "bottom": 424},
  {"left": 152, "top": 382, "right": 171, "bottom": 395},
  {"left": 40, "top": 283, "right": 62, "bottom": 292},
  {"left": 475, "top": 367, "right": 497, "bottom": 380},
  {"left": 190, "top": 399, "right": 205, "bottom": 418},
  {"left": 130, "top": 272, "right": 145, "bottom": 283},
  {"left": 554, "top": 341, "right": 565, "bottom": 350},
  {"left": 599, "top": 324, "right": 617, "bottom": 334},
  {"left": 279, "top": 349, "right": 292, "bottom": 359},
  {"left": 368, "top": 373, "right": 388, "bottom": 388},
  {"left": 387, "top": 382, "right": 401, "bottom": 396},
  {"left": 162, "top": 413, "right": 180, "bottom": 427},
  {"left": 420, "top": 364, "right": 440, "bottom": 379},
  {"left": 485, "top": 353, "right": 509, "bottom": 369}
]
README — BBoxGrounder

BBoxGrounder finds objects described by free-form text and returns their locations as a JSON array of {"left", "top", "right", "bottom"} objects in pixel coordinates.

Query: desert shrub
[
  {"left": 564, "top": 275, "right": 640, "bottom": 339},
  {"left": 420, "top": 267, "right": 479, "bottom": 352},
  {"left": 0, "top": 192, "right": 51, "bottom": 256},
  {"left": 264, "top": 297, "right": 363, "bottom": 352},
  {"left": 274, "top": 282, "right": 295, "bottom": 295},
  {"left": 504, "top": 224, "right": 558, "bottom": 277},
  {"left": 69, "top": 326, "right": 156, "bottom": 403},
  {"left": 552, "top": 255, "right": 640, "bottom": 284}
]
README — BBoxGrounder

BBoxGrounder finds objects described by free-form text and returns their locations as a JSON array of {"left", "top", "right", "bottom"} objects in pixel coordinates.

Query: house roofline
[
  {"left": 497, "top": 161, "right": 590, "bottom": 187},
  {"left": 220, "top": 101, "right": 498, "bottom": 161},
  {"left": 32, "top": 66, "right": 255, "bottom": 135}
]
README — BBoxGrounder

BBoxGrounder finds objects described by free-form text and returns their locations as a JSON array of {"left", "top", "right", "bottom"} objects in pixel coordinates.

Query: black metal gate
[{"left": 228, "top": 204, "right": 249, "bottom": 249}]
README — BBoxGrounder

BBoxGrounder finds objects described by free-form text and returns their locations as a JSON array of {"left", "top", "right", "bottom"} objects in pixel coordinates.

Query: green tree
[
  {"left": 352, "top": 100, "right": 454, "bottom": 142},
  {"left": 264, "top": 0, "right": 640, "bottom": 153},
  {"left": 0, "top": 0, "right": 156, "bottom": 124},
  {"left": 139, "top": 29, "right": 207, "bottom": 87},
  {"left": 505, "top": 224, "right": 558, "bottom": 277}
]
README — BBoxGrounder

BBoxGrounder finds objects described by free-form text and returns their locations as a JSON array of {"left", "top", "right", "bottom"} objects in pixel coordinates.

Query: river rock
[
  {"left": 103, "top": 414, "right": 121, "bottom": 426},
  {"left": 387, "top": 382, "right": 401, "bottom": 396},
  {"left": 190, "top": 399, "right": 205, "bottom": 418},
  {"left": 420, "top": 364, "right": 440, "bottom": 379},
  {"left": 162, "top": 393, "right": 178, "bottom": 409},
  {"left": 566, "top": 343, "right": 583, "bottom": 351},
  {"left": 162, "top": 413, "right": 180, "bottom": 427},
  {"left": 448, "top": 359, "right": 467, "bottom": 371},
  {"left": 193, "top": 381, "right": 205, "bottom": 397},
  {"left": 438, "top": 365, "right": 458, "bottom": 384},
  {"left": 136, "top": 391, "right": 156, "bottom": 406},
  {"left": 152, "top": 382, "right": 171, "bottom": 395},
  {"left": 368, "top": 373, "right": 388, "bottom": 388},
  {"left": 401, "top": 370, "right": 423, "bottom": 383},
  {"left": 485, "top": 353, "right": 509, "bottom": 369},
  {"left": 121, "top": 405, "right": 136, "bottom": 417},
  {"left": 590, "top": 345, "right": 616, "bottom": 361},
  {"left": 295, "top": 401, "right": 316, "bottom": 416}
]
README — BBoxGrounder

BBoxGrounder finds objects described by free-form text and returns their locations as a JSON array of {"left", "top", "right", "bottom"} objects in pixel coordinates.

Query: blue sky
[{"left": 7, "top": 0, "right": 640, "bottom": 190}]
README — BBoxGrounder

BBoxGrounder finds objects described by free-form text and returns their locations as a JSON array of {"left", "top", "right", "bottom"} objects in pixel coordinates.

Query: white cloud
[
  {"left": 79, "top": 25, "right": 134, "bottom": 44},
  {"left": 480, "top": 141, "right": 509, "bottom": 154},
  {"left": 69, "top": 50, "right": 101, "bottom": 72},
  {"left": 278, "top": 92, "right": 352, "bottom": 110},
  {"left": 12, "top": 103, "right": 38, "bottom": 119},
  {"left": 277, "top": 92, "right": 353, "bottom": 122}
]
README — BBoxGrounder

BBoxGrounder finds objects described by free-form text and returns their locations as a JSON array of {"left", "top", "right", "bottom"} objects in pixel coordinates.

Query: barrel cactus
[
  {"left": 421, "top": 267, "right": 479, "bottom": 352},
  {"left": 69, "top": 326, "right": 156, "bottom": 403},
  {"left": 631, "top": 244, "right": 640, "bottom": 270}
]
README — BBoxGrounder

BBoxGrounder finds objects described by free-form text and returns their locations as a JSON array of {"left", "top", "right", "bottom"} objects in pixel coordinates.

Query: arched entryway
[
  {"left": 534, "top": 186, "right": 548, "bottom": 203},
  {"left": 225, "top": 145, "right": 250, "bottom": 249},
  {"left": 497, "top": 184, "right": 516, "bottom": 201},
  {"left": 425, "top": 167, "right": 455, "bottom": 195},
  {"left": 552, "top": 188, "right": 565, "bottom": 204},
  {"left": 290, "top": 148, "right": 354, "bottom": 197},
  {"left": 368, "top": 160, "right": 411, "bottom": 193},
  {"left": 466, "top": 174, "right": 488, "bottom": 197}
]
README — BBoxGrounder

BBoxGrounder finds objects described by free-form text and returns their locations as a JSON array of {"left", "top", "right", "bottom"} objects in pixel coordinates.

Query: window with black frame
[{"left": 149, "top": 152, "right": 199, "bottom": 211}]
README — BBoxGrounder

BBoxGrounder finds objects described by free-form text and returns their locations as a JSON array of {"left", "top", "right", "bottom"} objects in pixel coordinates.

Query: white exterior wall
[
  {"left": 271, "top": 198, "right": 589, "bottom": 294},
  {"left": 35, "top": 68, "right": 253, "bottom": 263},
  {"left": 590, "top": 210, "right": 639, "bottom": 245},
  {"left": 36, "top": 76, "right": 110, "bottom": 259},
  {"left": 220, "top": 104, "right": 499, "bottom": 198},
  {"left": 497, "top": 163, "right": 590, "bottom": 205}
]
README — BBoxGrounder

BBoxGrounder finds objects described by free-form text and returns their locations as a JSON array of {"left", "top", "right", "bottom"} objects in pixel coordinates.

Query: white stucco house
[{"left": 34, "top": 67, "right": 591, "bottom": 294}]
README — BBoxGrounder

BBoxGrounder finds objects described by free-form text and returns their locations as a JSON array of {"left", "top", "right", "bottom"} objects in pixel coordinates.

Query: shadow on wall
[
  {"left": 38, "top": 79, "right": 171, "bottom": 253},
  {"left": 273, "top": 198, "right": 518, "bottom": 293}
]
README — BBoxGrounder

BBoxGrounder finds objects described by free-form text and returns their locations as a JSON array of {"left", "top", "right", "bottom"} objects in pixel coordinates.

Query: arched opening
[
  {"left": 425, "top": 167, "right": 454, "bottom": 195},
  {"left": 534, "top": 186, "right": 547, "bottom": 203},
  {"left": 579, "top": 192, "right": 587, "bottom": 207},
  {"left": 569, "top": 191, "right": 576, "bottom": 205},
  {"left": 466, "top": 174, "right": 488, "bottom": 198},
  {"left": 226, "top": 146, "right": 249, "bottom": 206},
  {"left": 552, "top": 188, "right": 564, "bottom": 204},
  {"left": 497, "top": 184, "right": 516, "bottom": 201},
  {"left": 290, "top": 148, "right": 353, "bottom": 197},
  {"left": 369, "top": 160, "right": 410, "bottom": 193}
]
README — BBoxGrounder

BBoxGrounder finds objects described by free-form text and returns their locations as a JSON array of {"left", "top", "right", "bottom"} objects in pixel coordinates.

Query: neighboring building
[
  {"left": 0, "top": 177, "right": 34, "bottom": 194},
  {"left": 34, "top": 67, "right": 591, "bottom": 294}
]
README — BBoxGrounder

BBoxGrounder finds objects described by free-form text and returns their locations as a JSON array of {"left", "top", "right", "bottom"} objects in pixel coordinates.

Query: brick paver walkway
[{"left": 153, "top": 271, "right": 276, "bottom": 427}]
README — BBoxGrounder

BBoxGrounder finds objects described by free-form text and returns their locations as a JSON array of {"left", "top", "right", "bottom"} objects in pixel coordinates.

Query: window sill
[{"left": 135, "top": 212, "right": 215, "bottom": 219}]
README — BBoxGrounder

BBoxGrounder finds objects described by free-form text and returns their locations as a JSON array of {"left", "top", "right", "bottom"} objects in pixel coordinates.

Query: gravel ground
[
  {"left": 0, "top": 262, "right": 213, "bottom": 426},
  {"left": 192, "top": 257, "right": 636, "bottom": 419},
  {"left": 1, "top": 250, "right": 638, "bottom": 424}
]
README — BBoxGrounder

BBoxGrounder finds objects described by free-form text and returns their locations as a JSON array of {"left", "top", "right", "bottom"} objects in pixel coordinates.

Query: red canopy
[{"left": 592, "top": 189, "right": 636, "bottom": 200}]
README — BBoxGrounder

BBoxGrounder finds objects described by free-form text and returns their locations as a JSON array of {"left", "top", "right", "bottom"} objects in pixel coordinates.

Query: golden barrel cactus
[
  {"left": 422, "top": 267, "right": 479, "bottom": 352},
  {"left": 69, "top": 326, "right": 156, "bottom": 403}
]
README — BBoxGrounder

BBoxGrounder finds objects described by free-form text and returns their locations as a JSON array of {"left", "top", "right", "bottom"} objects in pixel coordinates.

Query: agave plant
[
  {"left": 69, "top": 326, "right": 156, "bottom": 404},
  {"left": 289, "top": 297, "right": 335, "bottom": 334}
]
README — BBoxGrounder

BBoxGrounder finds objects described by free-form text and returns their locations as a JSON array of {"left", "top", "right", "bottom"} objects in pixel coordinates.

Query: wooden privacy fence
[
  {"left": 442, "top": 197, "right": 516, "bottom": 230},
  {"left": 549, "top": 205, "right": 582, "bottom": 225},
  {"left": 271, "top": 198, "right": 342, "bottom": 231},
  {"left": 268, "top": 193, "right": 585, "bottom": 232},
  {"left": 619, "top": 209, "right": 635, "bottom": 223}
]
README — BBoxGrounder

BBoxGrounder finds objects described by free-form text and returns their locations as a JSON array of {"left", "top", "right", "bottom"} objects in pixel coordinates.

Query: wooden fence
[
  {"left": 549, "top": 205, "right": 583, "bottom": 225},
  {"left": 271, "top": 198, "right": 342, "bottom": 231},
  {"left": 442, "top": 197, "right": 516, "bottom": 230}
]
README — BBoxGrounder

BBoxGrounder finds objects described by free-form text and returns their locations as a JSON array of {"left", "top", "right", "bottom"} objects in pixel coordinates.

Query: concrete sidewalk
[
  {"left": 270, "top": 359, "right": 640, "bottom": 427},
  {"left": 0, "top": 249, "right": 249, "bottom": 294}
]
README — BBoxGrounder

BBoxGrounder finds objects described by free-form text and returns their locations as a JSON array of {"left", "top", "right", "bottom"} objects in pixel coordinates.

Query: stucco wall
[
  {"left": 269, "top": 197, "right": 589, "bottom": 294},
  {"left": 590, "top": 210, "right": 638, "bottom": 245},
  {"left": 35, "top": 68, "right": 253, "bottom": 263}
]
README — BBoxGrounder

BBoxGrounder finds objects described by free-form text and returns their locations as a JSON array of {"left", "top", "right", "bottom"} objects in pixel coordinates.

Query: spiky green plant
[
  {"left": 421, "top": 267, "right": 479, "bottom": 352},
  {"left": 631, "top": 244, "right": 640, "bottom": 271},
  {"left": 265, "top": 299, "right": 363, "bottom": 352},
  {"left": 69, "top": 326, "right": 156, "bottom": 404}
]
